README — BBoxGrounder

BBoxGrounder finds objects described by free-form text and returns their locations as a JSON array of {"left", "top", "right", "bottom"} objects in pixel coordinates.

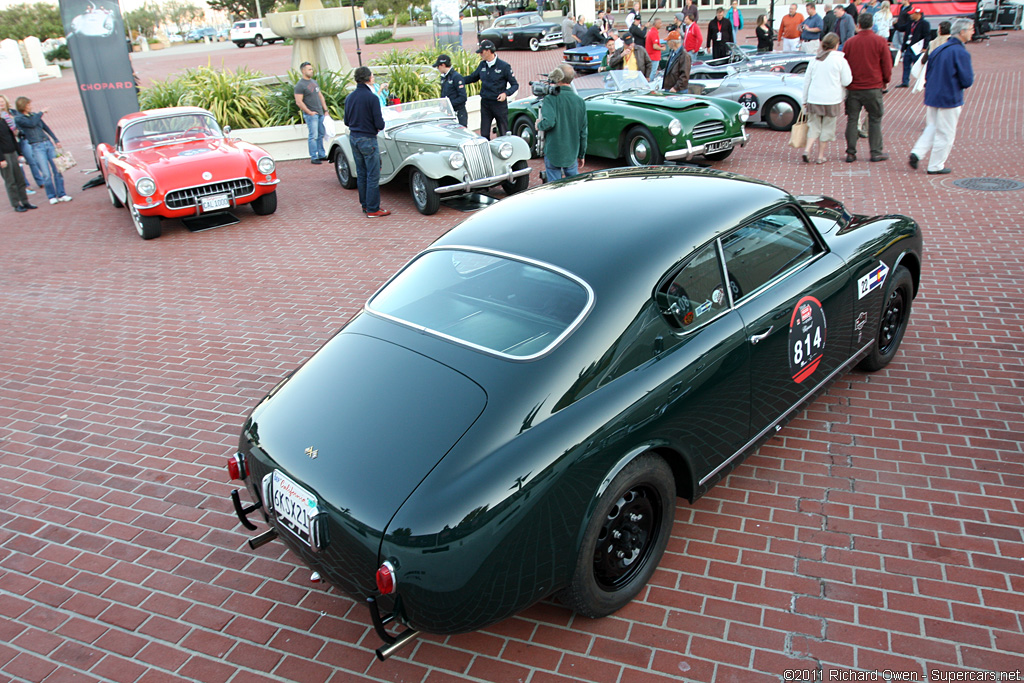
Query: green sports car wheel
[{"left": 624, "top": 127, "right": 662, "bottom": 166}]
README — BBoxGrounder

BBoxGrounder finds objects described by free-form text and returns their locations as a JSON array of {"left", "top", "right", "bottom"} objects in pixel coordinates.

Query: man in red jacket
[
  {"left": 683, "top": 13, "right": 703, "bottom": 56},
  {"left": 841, "top": 12, "right": 893, "bottom": 162}
]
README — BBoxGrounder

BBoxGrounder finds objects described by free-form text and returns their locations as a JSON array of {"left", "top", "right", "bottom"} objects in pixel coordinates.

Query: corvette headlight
[
  {"left": 136, "top": 177, "right": 156, "bottom": 197},
  {"left": 497, "top": 141, "right": 513, "bottom": 159},
  {"left": 257, "top": 156, "right": 275, "bottom": 174},
  {"left": 738, "top": 108, "right": 750, "bottom": 123},
  {"left": 668, "top": 119, "right": 682, "bottom": 136},
  {"left": 449, "top": 152, "right": 465, "bottom": 169}
]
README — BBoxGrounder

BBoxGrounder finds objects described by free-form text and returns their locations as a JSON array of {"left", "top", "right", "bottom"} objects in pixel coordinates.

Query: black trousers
[
  {"left": 2, "top": 151, "right": 29, "bottom": 209},
  {"left": 480, "top": 99, "right": 509, "bottom": 139},
  {"left": 455, "top": 105, "right": 468, "bottom": 128}
]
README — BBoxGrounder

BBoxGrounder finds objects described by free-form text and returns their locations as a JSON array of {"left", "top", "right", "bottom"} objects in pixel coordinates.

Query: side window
[
  {"left": 656, "top": 241, "right": 728, "bottom": 331},
  {"left": 720, "top": 206, "right": 821, "bottom": 302}
]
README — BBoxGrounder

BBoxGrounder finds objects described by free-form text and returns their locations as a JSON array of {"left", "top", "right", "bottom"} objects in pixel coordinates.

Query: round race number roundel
[
  {"left": 738, "top": 92, "right": 759, "bottom": 114},
  {"left": 789, "top": 295, "right": 826, "bottom": 383}
]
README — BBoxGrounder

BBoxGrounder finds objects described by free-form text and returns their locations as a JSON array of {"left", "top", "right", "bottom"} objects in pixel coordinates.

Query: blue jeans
[
  {"left": 20, "top": 137, "right": 44, "bottom": 187},
  {"left": 304, "top": 113, "right": 326, "bottom": 160},
  {"left": 902, "top": 48, "right": 919, "bottom": 86},
  {"left": 544, "top": 156, "right": 579, "bottom": 182},
  {"left": 30, "top": 140, "right": 65, "bottom": 200},
  {"left": 352, "top": 136, "right": 381, "bottom": 212}
]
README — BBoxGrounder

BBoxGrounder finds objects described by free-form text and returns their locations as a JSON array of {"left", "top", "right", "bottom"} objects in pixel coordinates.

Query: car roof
[
  {"left": 432, "top": 167, "right": 792, "bottom": 294},
  {"left": 119, "top": 107, "right": 213, "bottom": 124}
]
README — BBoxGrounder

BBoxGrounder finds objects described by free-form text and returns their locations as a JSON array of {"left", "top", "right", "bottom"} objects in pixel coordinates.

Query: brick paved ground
[{"left": 1, "top": 24, "right": 1023, "bottom": 683}]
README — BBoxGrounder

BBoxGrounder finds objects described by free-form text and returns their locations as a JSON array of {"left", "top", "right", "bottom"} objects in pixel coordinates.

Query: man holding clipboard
[{"left": 896, "top": 7, "right": 930, "bottom": 87}]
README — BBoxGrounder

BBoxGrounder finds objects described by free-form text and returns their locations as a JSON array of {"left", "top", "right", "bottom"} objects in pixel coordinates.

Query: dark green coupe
[
  {"left": 507, "top": 70, "right": 750, "bottom": 165},
  {"left": 227, "top": 168, "right": 922, "bottom": 660}
]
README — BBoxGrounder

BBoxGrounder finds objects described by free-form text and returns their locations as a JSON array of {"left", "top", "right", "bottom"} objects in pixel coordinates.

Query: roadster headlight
[
  {"left": 668, "top": 119, "right": 682, "bottom": 136},
  {"left": 738, "top": 107, "right": 750, "bottom": 123},
  {"left": 135, "top": 177, "right": 156, "bottom": 197},
  {"left": 449, "top": 152, "right": 465, "bottom": 169},
  {"left": 257, "top": 156, "right": 275, "bottom": 174},
  {"left": 497, "top": 141, "right": 513, "bottom": 159}
]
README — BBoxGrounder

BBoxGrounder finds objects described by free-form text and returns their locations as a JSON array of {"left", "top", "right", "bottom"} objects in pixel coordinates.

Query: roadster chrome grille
[
  {"left": 692, "top": 121, "right": 726, "bottom": 140},
  {"left": 460, "top": 140, "right": 494, "bottom": 180},
  {"left": 165, "top": 178, "right": 255, "bottom": 209}
]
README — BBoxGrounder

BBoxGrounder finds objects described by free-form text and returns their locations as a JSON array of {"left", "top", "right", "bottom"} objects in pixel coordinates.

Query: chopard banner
[{"left": 59, "top": 0, "right": 139, "bottom": 156}]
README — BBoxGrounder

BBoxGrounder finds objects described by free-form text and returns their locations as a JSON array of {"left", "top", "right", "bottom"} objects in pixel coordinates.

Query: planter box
[{"left": 232, "top": 95, "right": 492, "bottom": 162}]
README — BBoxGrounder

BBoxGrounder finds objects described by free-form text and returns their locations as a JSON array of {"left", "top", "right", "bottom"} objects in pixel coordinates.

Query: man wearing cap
[
  {"left": 434, "top": 54, "right": 468, "bottom": 127},
  {"left": 609, "top": 35, "right": 653, "bottom": 75},
  {"left": 600, "top": 36, "right": 618, "bottom": 71},
  {"left": 908, "top": 17, "right": 974, "bottom": 174},
  {"left": 662, "top": 30, "right": 692, "bottom": 92},
  {"left": 537, "top": 65, "right": 587, "bottom": 182},
  {"left": 463, "top": 40, "right": 518, "bottom": 139},
  {"left": 629, "top": 14, "right": 648, "bottom": 52},
  {"left": 294, "top": 61, "right": 328, "bottom": 164},
  {"left": 843, "top": 11, "right": 892, "bottom": 162},
  {"left": 343, "top": 66, "right": 389, "bottom": 217},
  {"left": 896, "top": 6, "right": 930, "bottom": 87},
  {"left": 707, "top": 6, "right": 734, "bottom": 60}
]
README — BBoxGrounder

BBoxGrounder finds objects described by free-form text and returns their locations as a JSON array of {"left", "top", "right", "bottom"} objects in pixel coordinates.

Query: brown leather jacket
[
  {"left": 662, "top": 49, "right": 692, "bottom": 92},
  {"left": 609, "top": 44, "right": 653, "bottom": 77}
]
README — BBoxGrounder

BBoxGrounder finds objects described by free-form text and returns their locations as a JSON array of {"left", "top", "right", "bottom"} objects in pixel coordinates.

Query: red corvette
[{"left": 98, "top": 106, "right": 279, "bottom": 240}]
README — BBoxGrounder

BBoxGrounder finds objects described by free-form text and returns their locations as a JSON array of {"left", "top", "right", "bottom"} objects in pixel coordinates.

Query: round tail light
[
  {"left": 227, "top": 452, "right": 247, "bottom": 481},
  {"left": 376, "top": 561, "right": 396, "bottom": 595}
]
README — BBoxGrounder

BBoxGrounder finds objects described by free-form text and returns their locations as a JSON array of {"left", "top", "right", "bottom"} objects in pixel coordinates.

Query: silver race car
[{"left": 700, "top": 71, "right": 806, "bottom": 131}]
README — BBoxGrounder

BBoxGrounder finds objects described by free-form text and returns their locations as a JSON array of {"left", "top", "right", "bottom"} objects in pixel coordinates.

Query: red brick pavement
[{"left": 1, "top": 26, "right": 1023, "bottom": 683}]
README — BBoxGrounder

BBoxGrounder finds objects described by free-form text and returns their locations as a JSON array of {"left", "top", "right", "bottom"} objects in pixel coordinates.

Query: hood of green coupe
[
  {"left": 615, "top": 92, "right": 715, "bottom": 111},
  {"left": 246, "top": 331, "right": 488, "bottom": 531}
]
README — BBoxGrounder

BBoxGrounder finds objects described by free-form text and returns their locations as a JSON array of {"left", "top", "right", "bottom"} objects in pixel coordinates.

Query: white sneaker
[
  {"left": 25, "top": 188, "right": 36, "bottom": 195},
  {"left": 59, "top": 195, "right": 72, "bottom": 202},
  {"left": 49, "top": 198, "right": 59, "bottom": 204}
]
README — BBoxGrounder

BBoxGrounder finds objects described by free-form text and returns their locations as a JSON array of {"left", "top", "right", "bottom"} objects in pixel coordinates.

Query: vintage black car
[
  {"left": 478, "top": 11, "right": 565, "bottom": 51},
  {"left": 227, "top": 167, "right": 922, "bottom": 661}
]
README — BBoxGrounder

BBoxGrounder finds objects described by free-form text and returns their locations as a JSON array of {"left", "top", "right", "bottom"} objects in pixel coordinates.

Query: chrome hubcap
[
  {"left": 770, "top": 101, "right": 795, "bottom": 129},
  {"left": 631, "top": 139, "right": 649, "bottom": 165}
]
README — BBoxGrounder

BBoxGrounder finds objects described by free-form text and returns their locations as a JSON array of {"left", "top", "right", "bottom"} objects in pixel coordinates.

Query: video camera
[{"left": 530, "top": 78, "right": 562, "bottom": 97}]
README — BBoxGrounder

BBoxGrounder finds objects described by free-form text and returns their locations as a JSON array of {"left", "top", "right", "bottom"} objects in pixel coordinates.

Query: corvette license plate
[
  {"left": 201, "top": 194, "right": 230, "bottom": 212},
  {"left": 272, "top": 470, "right": 318, "bottom": 545},
  {"left": 705, "top": 140, "right": 733, "bottom": 153}
]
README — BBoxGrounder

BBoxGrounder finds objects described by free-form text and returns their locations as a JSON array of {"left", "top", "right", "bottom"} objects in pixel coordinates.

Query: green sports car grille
[{"left": 692, "top": 120, "right": 726, "bottom": 140}]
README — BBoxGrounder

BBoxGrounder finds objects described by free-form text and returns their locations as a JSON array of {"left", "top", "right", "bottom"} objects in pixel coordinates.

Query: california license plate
[
  {"left": 201, "top": 193, "right": 230, "bottom": 212},
  {"left": 705, "top": 140, "right": 733, "bottom": 153},
  {"left": 272, "top": 470, "right": 318, "bottom": 545}
]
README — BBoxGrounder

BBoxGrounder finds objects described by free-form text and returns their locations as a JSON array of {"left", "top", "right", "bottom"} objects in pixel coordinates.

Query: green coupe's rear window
[{"left": 367, "top": 248, "right": 593, "bottom": 360}]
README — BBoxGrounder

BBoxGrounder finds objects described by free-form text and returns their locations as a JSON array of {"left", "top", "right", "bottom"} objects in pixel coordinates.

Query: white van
[{"left": 229, "top": 18, "right": 282, "bottom": 47}]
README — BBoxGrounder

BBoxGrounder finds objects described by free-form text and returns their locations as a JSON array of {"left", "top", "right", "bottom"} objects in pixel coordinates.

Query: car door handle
[{"left": 749, "top": 326, "right": 773, "bottom": 344}]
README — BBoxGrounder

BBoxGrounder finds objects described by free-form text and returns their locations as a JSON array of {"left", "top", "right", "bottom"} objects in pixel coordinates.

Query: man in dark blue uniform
[
  {"left": 434, "top": 54, "right": 468, "bottom": 127},
  {"left": 343, "top": 66, "right": 389, "bottom": 217},
  {"left": 463, "top": 40, "right": 518, "bottom": 139}
]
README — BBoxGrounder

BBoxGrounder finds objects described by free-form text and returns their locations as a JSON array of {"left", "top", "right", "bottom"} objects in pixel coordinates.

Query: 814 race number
[{"left": 788, "top": 295, "right": 826, "bottom": 384}]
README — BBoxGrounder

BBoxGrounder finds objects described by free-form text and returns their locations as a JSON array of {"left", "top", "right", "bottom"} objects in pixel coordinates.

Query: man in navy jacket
[
  {"left": 344, "top": 66, "right": 389, "bottom": 217},
  {"left": 908, "top": 17, "right": 975, "bottom": 175},
  {"left": 463, "top": 40, "right": 518, "bottom": 139}
]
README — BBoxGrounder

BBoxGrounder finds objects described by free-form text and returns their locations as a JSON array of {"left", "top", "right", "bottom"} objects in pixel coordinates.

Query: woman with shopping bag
[{"left": 799, "top": 32, "right": 852, "bottom": 163}]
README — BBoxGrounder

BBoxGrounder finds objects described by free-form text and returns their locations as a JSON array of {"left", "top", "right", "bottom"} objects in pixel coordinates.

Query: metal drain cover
[{"left": 952, "top": 177, "right": 1024, "bottom": 191}]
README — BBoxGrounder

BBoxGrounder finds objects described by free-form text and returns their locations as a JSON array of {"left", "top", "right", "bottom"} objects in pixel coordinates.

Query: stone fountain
[{"left": 265, "top": 0, "right": 362, "bottom": 73}]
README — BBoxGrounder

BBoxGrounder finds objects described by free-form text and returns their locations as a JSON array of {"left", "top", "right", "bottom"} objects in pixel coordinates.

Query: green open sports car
[{"left": 507, "top": 70, "right": 750, "bottom": 166}]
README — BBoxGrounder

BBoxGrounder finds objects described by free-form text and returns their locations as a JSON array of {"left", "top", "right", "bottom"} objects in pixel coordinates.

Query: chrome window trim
[{"left": 365, "top": 245, "right": 596, "bottom": 362}]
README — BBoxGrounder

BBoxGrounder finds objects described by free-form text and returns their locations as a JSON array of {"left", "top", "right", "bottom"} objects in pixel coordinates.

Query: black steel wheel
[
  {"left": 559, "top": 453, "right": 675, "bottom": 618},
  {"left": 858, "top": 265, "right": 913, "bottom": 372},
  {"left": 763, "top": 96, "right": 800, "bottom": 131},
  {"left": 624, "top": 126, "right": 662, "bottom": 166},
  {"left": 513, "top": 117, "right": 540, "bottom": 158},
  {"left": 335, "top": 151, "right": 357, "bottom": 189},
  {"left": 501, "top": 160, "right": 530, "bottom": 195},
  {"left": 410, "top": 169, "right": 441, "bottom": 215}
]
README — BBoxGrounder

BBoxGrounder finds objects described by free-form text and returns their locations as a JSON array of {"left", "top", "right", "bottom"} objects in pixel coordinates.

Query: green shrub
[
  {"left": 371, "top": 47, "right": 415, "bottom": 65},
  {"left": 365, "top": 29, "right": 393, "bottom": 44},
  {"left": 396, "top": 11, "right": 410, "bottom": 24},
  {"left": 44, "top": 44, "right": 70, "bottom": 61},
  {"left": 379, "top": 64, "right": 439, "bottom": 103},
  {"left": 140, "top": 66, "right": 270, "bottom": 129},
  {"left": 265, "top": 67, "right": 352, "bottom": 126}
]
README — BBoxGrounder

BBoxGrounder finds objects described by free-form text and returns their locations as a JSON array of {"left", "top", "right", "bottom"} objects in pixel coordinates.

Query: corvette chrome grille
[
  {"left": 165, "top": 178, "right": 255, "bottom": 209},
  {"left": 692, "top": 120, "right": 726, "bottom": 140},
  {"left": 460, "top": 139, "right": 494, "bottom": 180}
]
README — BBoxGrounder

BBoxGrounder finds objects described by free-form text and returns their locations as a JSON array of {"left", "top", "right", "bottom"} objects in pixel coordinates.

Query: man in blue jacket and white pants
[{"left": 908, "top": 17, "right": 974, "bottom": 175}]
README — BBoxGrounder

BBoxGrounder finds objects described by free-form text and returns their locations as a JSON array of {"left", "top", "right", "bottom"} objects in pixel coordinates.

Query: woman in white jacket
[{"left": 801, "top": 32, "right": 852, "bottom": 163}]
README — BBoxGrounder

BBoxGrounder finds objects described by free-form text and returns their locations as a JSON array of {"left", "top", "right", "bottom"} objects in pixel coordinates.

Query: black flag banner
[{"left": 59, "top": 0, "right": 139, "bottom": 158}]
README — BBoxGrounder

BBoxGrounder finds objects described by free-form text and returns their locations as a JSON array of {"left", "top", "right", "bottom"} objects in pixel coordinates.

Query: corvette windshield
[
  {"left": 368, "top": 248, "right": 593, "bottom": 360},
  {"left": 574, "top": 70, "right": 653, "bottom": 96},
  {"left": 120, "top": 114, "right": 223, "bottom": 150},
  {"left": 381, "top": 98, "right": 456, "bottom": 129}
]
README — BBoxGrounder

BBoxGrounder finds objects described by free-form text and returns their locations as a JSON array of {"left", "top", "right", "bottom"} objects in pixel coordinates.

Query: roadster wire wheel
[
  {"left": 559, "top": 453, "right": 674, "bottom": 618},
  {"left": 335, "top": 152, "right": 357, "bottom": 189},
  {"left": 410, "top": 169, "right": 440, "bottom": 215}
]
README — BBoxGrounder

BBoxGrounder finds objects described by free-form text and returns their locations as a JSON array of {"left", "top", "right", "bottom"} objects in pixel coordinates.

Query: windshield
[
  {"left": 120, "top": 113, "right": 223, "bottom": 151},
  {"left": 573, "top": 70, "right": 654, "bottom": 96},
  {"left": 382, "top": 98, "right": 456, "bottom": 129},
  {"left": 367, "top": 248, "right": 594, "bottom": 360}
]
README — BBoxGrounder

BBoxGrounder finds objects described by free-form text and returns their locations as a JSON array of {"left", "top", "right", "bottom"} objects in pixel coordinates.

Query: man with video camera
[{"left": 536, "top": 65, "right": 587, "bottom": 182}]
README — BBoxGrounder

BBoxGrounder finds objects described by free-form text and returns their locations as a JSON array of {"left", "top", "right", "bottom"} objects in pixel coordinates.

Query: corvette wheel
[
  {"left": 529, "top": 37, "right": 541, "bottom": 51},
  {"left": 335, "top": 152, "right": 357, "bottom": 189},
  {"left": 763, "top": 96, "right": 799, "bottom": 131},
  {"left": 251, "top": 190, "right": 277, "bottom": 215},
  {"left": 624, "top": 126, "right": 662, "bottom": 166},
  {"left": 513, "top": 117, "right": 540, "bottom": 158},
  {"left": 858, "top": 265, "right": 913, "bottom": 372},
  {"left": 501, "top": 160, "right": 529, "bottom": 195},
  {"left": 559, "top": 453, "right": 675, "bottom": 618},
  {"left": 130, "top": 203, "right": 161, "bottom": 240},
  {"left": 410, "top": 169, "right": 440, "bottom": 215},
  {"left": 108, "top": 184, "right": 123, "bottom": 208}
]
